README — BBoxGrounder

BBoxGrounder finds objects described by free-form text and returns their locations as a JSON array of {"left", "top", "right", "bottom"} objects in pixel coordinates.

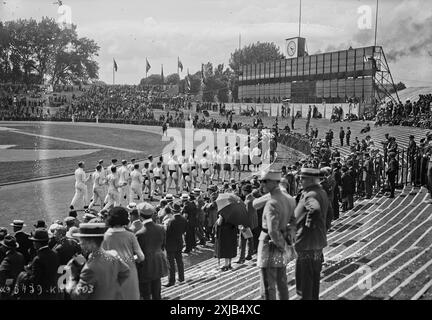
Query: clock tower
[{"left": 285, "top": 37, "right": 306, "bottom": 59}]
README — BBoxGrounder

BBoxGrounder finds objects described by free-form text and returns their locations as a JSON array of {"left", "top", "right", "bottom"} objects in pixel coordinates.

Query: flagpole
[
  {"left": 299, "top": 0, "right": 302, "bottom": 38},
  {"left": 113, "top": 59, "right": 115, "bottom": 85},
  {"left": 145, "top": 57, "right": 148, "bottom": 79},
  {"left": 374, "top": 0, "right": 379, "bottom": 47},
  {"left": 177, "top": 56, "right": 179, "bottom": 78}
]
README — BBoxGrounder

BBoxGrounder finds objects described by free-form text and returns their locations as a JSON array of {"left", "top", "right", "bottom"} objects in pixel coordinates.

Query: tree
[
  {"left": 165, "top": 73, "right": 180, "bottom": 85},
  {"left": 229, "top": 41, "right": 285, "bottom": 73},
  {"left": 2, "top": 17, "right": 99, "bottom": 85},
  {"left": 140, "top": 74, "right": 162, "bottom": 86}
]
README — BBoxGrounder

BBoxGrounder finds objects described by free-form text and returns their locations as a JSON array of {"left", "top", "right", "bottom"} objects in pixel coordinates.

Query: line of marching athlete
[{"left": 69, "top": 143, "right": 264, "bottom": 213}]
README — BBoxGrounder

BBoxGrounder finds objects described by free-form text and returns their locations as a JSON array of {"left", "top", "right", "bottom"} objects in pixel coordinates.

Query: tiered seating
[{"left": 161, "top": 185, "right": 432, "bottom": 300}]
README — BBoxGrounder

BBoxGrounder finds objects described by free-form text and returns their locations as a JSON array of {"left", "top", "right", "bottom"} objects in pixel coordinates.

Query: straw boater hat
[
  {"left": 10, "top": 220, "right": 26, "bottom": 228},
  {"left": 126, "top": 202, "right": 137, "bottom": 211},
  {"left": 73, "top": 223, "right": 107, "bottom": 238},
  {"left": 164, "top": 194, "right": 174, "bottom": 202},
  {"left": 180, "top": 193, "right": 190, "bottom": 201}
]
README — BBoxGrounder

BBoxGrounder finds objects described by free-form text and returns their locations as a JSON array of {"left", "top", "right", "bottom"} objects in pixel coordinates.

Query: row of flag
[{"left": 112, "top": 57, "right": 210, "bottom": 92}]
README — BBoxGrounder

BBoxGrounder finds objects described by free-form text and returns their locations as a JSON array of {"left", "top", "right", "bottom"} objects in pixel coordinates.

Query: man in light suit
[
  {"left": 66, "top": 223, "right": 130, "bottom": 300},
  {"left": 135, "top": 202, "right": 168, "bottom": 300},
  {"left": 257, "top": 170, "right": 296, "bottom": 300},
  {"left": 164, "top": 200, "right": 187, "bottom": 287}
]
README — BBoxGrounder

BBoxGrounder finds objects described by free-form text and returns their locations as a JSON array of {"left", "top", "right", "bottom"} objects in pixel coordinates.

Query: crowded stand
[{"left": 1, "top": 82, "right": 432, "bottom": 300}]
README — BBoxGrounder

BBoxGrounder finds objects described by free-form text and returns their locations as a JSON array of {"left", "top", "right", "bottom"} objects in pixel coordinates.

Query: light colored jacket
[{"left": 257, "top": 187, "right": 296, "bottom": 268}]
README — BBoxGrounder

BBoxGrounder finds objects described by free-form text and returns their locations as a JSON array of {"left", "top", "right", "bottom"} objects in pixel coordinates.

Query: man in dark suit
[
  {"left": 11, "top": 220, "right": 32, "bottom": 264},
  {"left": 136, "top": 202, "right": 168, "bottom": 300},
  {"left": 341, "top": 166, "right": 355, "bottom": 212},
  {"left": 182, "top": 195, "right": 198, "bottom": 253},
  {"left": 346, "top": 127, "right": 351, "bottom": 146},
  {"left": 387, "top": 152, "right": 399, "bottom": 198},
  {"left": 339, "top": 127, "right": 345, "bottom": 146},
  {"left": 19, "top": 228, "right": 60, "bottom": 300},
  {"left": 164, "top": 201, "right": 187, "bottom": 287},
  {"left": 0, "top": 235, "right": 25, "bottom": 300}
]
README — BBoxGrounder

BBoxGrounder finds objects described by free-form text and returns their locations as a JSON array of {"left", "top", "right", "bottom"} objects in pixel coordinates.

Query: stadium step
[{"left": 161, "top": 185, "right": 431, "bottom": 300}]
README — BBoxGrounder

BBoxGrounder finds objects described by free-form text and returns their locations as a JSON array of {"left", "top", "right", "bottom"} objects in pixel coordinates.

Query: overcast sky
[{"left": 1, "top": 0, "right": 432, "bottom": 87}]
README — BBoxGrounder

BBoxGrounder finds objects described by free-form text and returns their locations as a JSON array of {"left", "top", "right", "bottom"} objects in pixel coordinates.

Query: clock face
[{"left": 287, "top": 41, "right": 297, "bottom": 57}]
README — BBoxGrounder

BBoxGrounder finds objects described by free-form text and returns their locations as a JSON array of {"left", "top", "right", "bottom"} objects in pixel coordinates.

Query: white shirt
[
  {"left": 189, "top": 155, "right": 198, "bottom": 167},
  {"left": 74, "top": 168, "right": 87, "bottom": 186},
  {"left": 242, "top": 146, "right": 250, "bottom": 159},
  {"left": 92, "top": 171, "right": 105, "bottom": 189},
  {"left": 107, "top": 173, "right": 120, "bottom": 191},
  {"left": 167, "top": 157, "right": 178, "bottom": 171},
  {"left": 118, "top": 165, "right": 129, "bottom": 184},
  {"left": 130, "top": 169, "right": 144, "bottom": 185},
  {"left": 200, "top": 158, "right": 210, "bottom": 169},
  {"left": 153, "top": 166, "right": 162, "bottom": 178}
]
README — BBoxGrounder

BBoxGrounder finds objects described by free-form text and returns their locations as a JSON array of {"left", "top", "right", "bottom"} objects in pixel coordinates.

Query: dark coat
[
  {"left": 165, "top": 214, "right": 187, "bottom": 252},
  {"left": 22, "top": 246, "right": 60, "bottom": 300},
  {"left": 294, "top": 184, "right": 330, "bottom": 251},
  {"left": 0, "top": 249, "right": 25, "bottom": 299},
  {"left": 53, "top": 238, "right": 81, "bottom": 266},
  {"left": 182, "top": 200, "right": 198, "bottom": 226},
  {"left": 215, "top": 219, "right": 238, "bottom": 259},
  {"left": 136, "top": 221, "right": 168, "bottom": 282},
  {"left": 341, "top": 172, "right": 355, "bottom": 196},
  {"left": 14, "top": 231, "right": 32, "bottom": 263}
]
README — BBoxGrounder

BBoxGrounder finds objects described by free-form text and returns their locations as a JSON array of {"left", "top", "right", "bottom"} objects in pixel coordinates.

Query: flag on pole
[
  {"left": 186, "top": 71, "right": 191, "bottom": 92},
  {"left": 178, "top": 58, "right": 183, "bottom": 72},
  {"left": 113, "top": 59, "right": 118, "bottom": 72},
  {"left": 161, "top": 64, "right": 164, "bottom": 83},
  {"left": 146, "top": 59, "right": 151, "bottom": 73}
]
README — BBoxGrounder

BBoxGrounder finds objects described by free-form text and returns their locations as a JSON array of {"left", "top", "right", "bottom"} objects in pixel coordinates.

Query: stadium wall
[{"left": 224, "top": 102, "right": 360, "bottom": 119}]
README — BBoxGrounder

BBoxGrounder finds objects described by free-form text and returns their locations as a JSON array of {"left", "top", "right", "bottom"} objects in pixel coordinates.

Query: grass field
[{"left": 0, "top": 123, "right": 168, "bottom": 183}]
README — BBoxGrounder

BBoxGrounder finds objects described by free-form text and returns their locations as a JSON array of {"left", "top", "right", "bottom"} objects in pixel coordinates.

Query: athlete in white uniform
[
  {"left": 101, "top": 166, "right": 124, "bottom": 212},
  {"left": 199, "top": 151, "right": 211, "bottom": 188},
  {"left": 166, "top": 149, "right": 180, "bottom": 195},
  {"left": 179, "top": 150, "right": 190, "bottom": 192},
  {"left": 211, "top": 147, "right": 222, "bottom": 183},
  {"left": 147, "top": 155, "right": 155, "bottom": 200},
  {"left": 118, "top": 160, "right": 130, "bottom": 207},
  {"left": 153, "top": 161, "right": 164, "bottom": 197},
  {"left": 241, "top": 144, "right": 250, "bottom": 171},
  {"left": 88, "top": 164, "right": 106, "bottom": 211},
  {"left": 232, "top": 146, "right": 242, "bottom": 181},
  {"left": 70, "top": 161, "right": 90, "bottom": 210},
  {"left": 222, "top": 150, "right": 232, "bottom": 182},
  {"left": 129, "top": 163, "right": 144, "bottom": 202},
  {"left": 189, "top": 149, "right": 198, "bottom": 189}
]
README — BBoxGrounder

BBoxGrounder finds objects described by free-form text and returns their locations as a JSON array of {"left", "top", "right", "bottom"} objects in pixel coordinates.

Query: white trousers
[
  {"left": 88, "top": 187, "right": 104, "bottom": 210},
  {"left": 129, "top": 183, "right": 142, "bottom": 203},
  {"left": 70, "top": 183, "right": 88, "bottom": 208}
]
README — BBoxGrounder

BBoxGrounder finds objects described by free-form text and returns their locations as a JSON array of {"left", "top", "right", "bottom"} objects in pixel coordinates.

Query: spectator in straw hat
[
  {"left": 102, "top": 207, "right": 144, "bottom": 300},
  {"left": 17, "top": 228, "right": 60, "bottom": 300},
  {"left": 164, "top": 200, "right": 187, "bottom": 287},
  {"left": 66, "top": 223, "right": 130, "bottom": 300},
  {"left": 135, "top": 202, "right": 168, "bottom": 300},
  {"left": 0, "top": 235, "right": 25, "bottom": 300},
  {"left": 11, "top": 220, "right": 31, "bottom": 264},
  {"left": 294, "top": 167, "right": 331, "bottom": 300}
]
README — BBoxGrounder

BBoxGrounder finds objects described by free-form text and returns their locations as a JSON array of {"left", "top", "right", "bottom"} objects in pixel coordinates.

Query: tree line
[{"left": 0, "top": 18, "right": 100, "bottom": 86}]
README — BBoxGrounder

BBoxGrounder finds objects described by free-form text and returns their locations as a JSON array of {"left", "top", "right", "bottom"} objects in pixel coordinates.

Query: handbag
[{"left": 240, "top": 227, "right": 253, "bottom": 239}]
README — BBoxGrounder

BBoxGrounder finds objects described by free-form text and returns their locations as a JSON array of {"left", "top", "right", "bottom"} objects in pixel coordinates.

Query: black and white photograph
[{"left": 0, "top": 0, "right": 432, "bottom": 305}]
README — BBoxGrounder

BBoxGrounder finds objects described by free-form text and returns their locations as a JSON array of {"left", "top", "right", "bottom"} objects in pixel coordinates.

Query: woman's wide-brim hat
[{"left": 73, "top": 223, "right": 107, "bottom": 238}]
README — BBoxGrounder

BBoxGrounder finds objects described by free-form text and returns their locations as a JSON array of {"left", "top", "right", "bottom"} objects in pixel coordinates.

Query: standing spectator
[
  {"left": 128, "top": 208, "right": 143, "bottom": 234},
  {"left": 386, "top": 152, "right": 399, "bottom": 198},
  {"left": 18, "top": 228, "right": 60, "bottom": 300},
  {"left": 52, "top": 225, "right": 81, "bottom": 266},
  {"left": 164, "top": 201, "right": 187, "bottom": 287},
  {"left": 0, "top": 235, "right": 25, "bottom": 300},
  {"left": 346, "top": 127, "right": 351, "bottom": 146},
  {"left": 257, "top": 170, "right": 296, "bottom": 300},
  {"left": 135, "top": 203, "right": 168, "bottom": 300},
  {"left": 182, "top": 194, "right": 198, "bottom": 253},
  {"left": 294, "top": 168, "right": 330, "bottom": 300},
  {"left": 215, "top": 200, "right": 239, "bottom": 271},
  {"left": 11, "top": 220, "right": 32, "bottom": 264},
  {"left": 339, "top": 127, "right": 345, "bottom": 146},
  {"left": 65, "top": 223, "right": 130, "bottom": 300},
  {"left": 237, "top": 184, "right": 257, "bottom": 263},
  {"left": 102, "top": 207, "right": 144, "bottom": 300}
]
